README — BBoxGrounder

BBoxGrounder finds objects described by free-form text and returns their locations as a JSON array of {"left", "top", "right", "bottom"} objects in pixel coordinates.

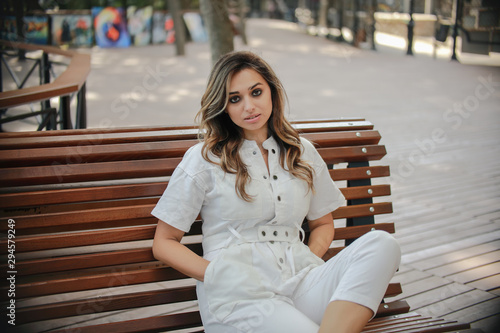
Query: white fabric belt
[
  {"left": 202, "top": 225, "right": 301, "bottom": 254},
  {"left": 256, "top": 225, "right": 300, "bottom": 242}
]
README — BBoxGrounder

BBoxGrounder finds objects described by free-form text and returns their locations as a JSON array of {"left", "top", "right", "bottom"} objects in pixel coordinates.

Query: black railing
[{"left": 0, "top": 41, "right": 90, "bottom": 131}]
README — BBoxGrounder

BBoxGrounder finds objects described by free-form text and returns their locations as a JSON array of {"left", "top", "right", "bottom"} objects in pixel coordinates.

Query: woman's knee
[{"left": 358, "top": 230, "right": 401, "bottom": 263}]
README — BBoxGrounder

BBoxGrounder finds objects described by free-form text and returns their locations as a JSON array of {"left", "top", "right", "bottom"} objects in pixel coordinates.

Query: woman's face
[{"left": 226, "top": 68, "right": 273, "bottom": 142}]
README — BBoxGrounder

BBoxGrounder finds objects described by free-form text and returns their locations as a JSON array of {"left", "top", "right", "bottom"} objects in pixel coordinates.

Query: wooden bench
[{"left": 0, "top": 118, "right": 474, "bottom": 332}]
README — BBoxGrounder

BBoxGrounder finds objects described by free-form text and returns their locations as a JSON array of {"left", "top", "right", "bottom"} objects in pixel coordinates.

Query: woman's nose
[{"left": 243, "top": 97, "right": 255, "bottom": 111}]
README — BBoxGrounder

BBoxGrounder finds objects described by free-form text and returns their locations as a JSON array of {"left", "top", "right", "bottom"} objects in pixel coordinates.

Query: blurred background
[
  {"left": 1, "top": 0, "right": 499, "bottom": 131},
  {"left": 1, "top": 2, "right": 499, "bottom": 331}
]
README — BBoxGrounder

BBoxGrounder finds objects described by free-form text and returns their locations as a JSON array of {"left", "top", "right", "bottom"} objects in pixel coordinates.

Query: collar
[{"left": 241, "top": 136, "right": 279, "bottom": 152}]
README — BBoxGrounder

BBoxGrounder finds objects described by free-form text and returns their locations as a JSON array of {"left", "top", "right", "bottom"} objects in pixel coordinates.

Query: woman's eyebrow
[{"left": 229, "top": 82, "right": 263, "bottom": 95}]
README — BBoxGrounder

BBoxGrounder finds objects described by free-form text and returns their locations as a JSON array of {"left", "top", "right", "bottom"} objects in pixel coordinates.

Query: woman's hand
[
  {"left": 152, "top": 220, "right": 210, "bottom": 282},
  {"left": 307, "top": 213, "right": 335, "bottom": 259}
]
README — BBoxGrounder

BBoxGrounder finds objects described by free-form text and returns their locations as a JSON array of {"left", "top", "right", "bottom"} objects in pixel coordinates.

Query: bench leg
[{"left": 346, "top": 161, "right": 374, "bottom": 245}]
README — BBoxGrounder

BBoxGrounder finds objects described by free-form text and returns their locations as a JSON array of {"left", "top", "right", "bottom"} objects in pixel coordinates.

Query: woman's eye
[
  {"left": 252, "top": 89, "right": 262, "bottom": 97},
  {"left": 229, "top": 96, "right": 240, "bottom": 103}
]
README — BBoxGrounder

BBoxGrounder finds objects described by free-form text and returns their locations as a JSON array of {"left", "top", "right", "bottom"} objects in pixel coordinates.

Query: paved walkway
[{"left": 3, "top": 18, "right": 500, "bottom": 332}]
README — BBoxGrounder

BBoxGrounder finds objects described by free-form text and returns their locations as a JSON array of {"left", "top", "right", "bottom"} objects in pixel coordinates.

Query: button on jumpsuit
[{"left": 152, "top": 136, "right": 401, "bottom": 333}]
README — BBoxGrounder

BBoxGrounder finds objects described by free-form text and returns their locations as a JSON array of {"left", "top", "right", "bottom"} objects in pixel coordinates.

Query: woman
[{"left": 152, "top": 51, "right": 401, "bottom": 333}]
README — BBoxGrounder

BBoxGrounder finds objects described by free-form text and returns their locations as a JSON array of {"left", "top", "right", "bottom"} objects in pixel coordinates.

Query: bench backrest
[{"left": 0, "top": 118, "right": 402, "bottom": 332}]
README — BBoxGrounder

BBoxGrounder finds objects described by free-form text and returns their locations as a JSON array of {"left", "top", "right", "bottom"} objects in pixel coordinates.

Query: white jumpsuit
[{"left": 151, "top": 136, "right": 401, "bottom": 333}]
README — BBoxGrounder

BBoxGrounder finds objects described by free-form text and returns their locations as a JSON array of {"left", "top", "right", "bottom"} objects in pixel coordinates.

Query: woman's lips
[{"left": 245, "top": 114, "right": 261, "bottom": 123}]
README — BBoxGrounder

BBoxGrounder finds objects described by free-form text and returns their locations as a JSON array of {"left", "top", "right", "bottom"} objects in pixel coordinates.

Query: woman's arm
[
  {"left": 152, "top": 220, "right": 210, "bottom": 282},
  {"left": 307, "top": 213, "right": 335, "bottom": 258}
]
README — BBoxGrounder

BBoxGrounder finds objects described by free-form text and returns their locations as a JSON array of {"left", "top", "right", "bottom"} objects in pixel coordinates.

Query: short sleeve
[
  {"left": 302, "top": 138, "right": 345, "bottom": 221},
  {"left": 151, "top": 148, "right": 207, "bottom": 233}
]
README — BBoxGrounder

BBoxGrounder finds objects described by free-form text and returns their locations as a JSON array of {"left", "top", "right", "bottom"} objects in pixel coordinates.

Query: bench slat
[
  {"left": 0, "top": 145, "right": 386, "bottom": 187},
  {"left": 0, "top": 131, "right": 381, "bottom": 168},
  {"left": 319, "top": 145, "right": 387, "bottom": 164},
  {"left": 0, "top": 182, "right": 168, "bottom": 209},
  {"left": 0, "top": 165, "right": 390, "bottom": 210},
  {"left": 363, "top": 312, "right": 469, "bottom": 332},
  {"left": 4, "top": 204, "right": 155, "bottom": 231},
  {"left": 2, "top": 219, "right": 393, "bottom": 255},
  {"left": 0, "top": 166, "right": 390, "bottom": 210},
  {"left": 1, "top": 224, "right": 157, "bottom": 252},
  {"left": 11, "top": 257, "right": 402, "bottom": 302},
  {"left": 372, "top": 300, "right": 411, "bottom": 318},
  {"left": 333, "top": 223, "right": 395, "bottom": 240},
  {"left": 16, "top": 282, "right": 403, "bottom": 325},
  {"left": 0, "top": 123, "right": 198, "bottom": 138},
  {"left": 4, "top": 185, "right": 391, "bottom": 231},
  {"left": 16, "top": 286, "right": 198, "bottom": 325},
  {"left": 294, "top": 120, "right": 374, "bottom": 132},
  {"left": 0, "top": 183, "right": 390, "bottom": 216},
  {"left": 5, "top": 197, "right": 157, "bottom": 220},
  {"left": 0, "top": 120, "right": 373, "bottom": 149},
  {"left": 0, "top": 129, "right": 199, "bottom": 150},
  {"left": 12, "top": 248, "right": 156, "bottom": 276},
  {"left": 50, "top": 311, "right": 203, "bottom": 333},
  {"left": 0, "top": 117, "right": 366, "bottom": 139},
  {"left": 7, "top": 223, "right": 394, "bottom": 275},
  {"left": 0, "top": 158, "right": 182, "bottom": 187},
  {"left": 332, "top": 202, "right": 393, "bottom": 219},
  {"left": 45, "top": 301, "right": 408, "bottom": 333},
  {"left": 331, "top": 165, "right": 390, "bottom": 181},
  {"left": 0, "top": 163, "right": 390, "bottom": 209},
  {"left": 0, "top": 140, "right": 199, "bottom": 167},
  {"left": 12, "top": 266, "right": 183, "bottom": 299},
  {"left": 364, "top": 317, "right": 470, "bottom": 333},
  {"left": 341, "top": 184, "right": 391, "bottom": 200}
]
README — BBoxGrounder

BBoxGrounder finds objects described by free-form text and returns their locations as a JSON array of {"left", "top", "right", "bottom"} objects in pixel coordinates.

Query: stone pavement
[
  {"left": 4, "top": 18, "right": 500, "bottom": 332},
  {"left": 82, "top": 19, "right": 499, "bottom": 131}
]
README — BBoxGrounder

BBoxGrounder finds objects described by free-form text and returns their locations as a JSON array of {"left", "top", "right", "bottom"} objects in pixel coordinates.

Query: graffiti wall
[
  {"left": 152, "top": 12, "right": 175, "bottom": 44},
  {"left": 52, "top": 15, "right": 92, "bottom": 47},
  {"left": 127, "top": 6, "right": 153, "bottom": 46},
  {"left": 1, "top": 7, "right": 208, "bottom": 48},
  {"left": 92, "top": 7, "right": 131, "bottom": 48}
]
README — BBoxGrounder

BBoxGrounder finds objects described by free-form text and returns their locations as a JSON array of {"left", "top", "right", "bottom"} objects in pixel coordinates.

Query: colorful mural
[
  {"left": 92, "top": 7, "right": 131, "bottom": 48},
  {"left": 152, "top": 12, "right": 175, "bottom": 44},
  {"left": 127, "top": 6, "right": 153, "bottom": 46},
  {"left": 24, "top": 16, "right": 49, "bottom": 44},
  {"left": 183, "top": 12, "right": 208, "bottom": 43},
  {"left": 1, "top": 7, "right": 208, "bottom": 48},
  {"left": 52, "top": 15, "right": 92, "bottom": 47},
  {"left": 0, "top": 16, "right": 17, "bottom": 41},
  {"left": 0, "top": 16, "right": 49, "bottom": 44}
]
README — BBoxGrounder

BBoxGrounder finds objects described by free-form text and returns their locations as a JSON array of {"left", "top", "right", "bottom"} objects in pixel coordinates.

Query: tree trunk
[
  {"left": 14, "top": 0, "right": 26, "bottom": 59},
  {"left": 200, "top": 0, "right": 234, "bottom": 65},
  {"left": 318, "top": 0, "right": 330, "bottom": 28},
  {"left": 238, "top": 0, "right": 248, "bottom": 45},
  {"left": 167, "top": 0, "right": 186, "bottom": 56}
]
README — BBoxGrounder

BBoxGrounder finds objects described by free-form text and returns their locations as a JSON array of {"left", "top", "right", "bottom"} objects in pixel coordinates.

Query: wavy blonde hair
[{"left": 196, "top": 51, "right": 314, "bottom": 201}]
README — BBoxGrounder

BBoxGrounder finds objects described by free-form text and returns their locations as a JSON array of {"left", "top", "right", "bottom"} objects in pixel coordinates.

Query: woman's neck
[{"left": 243, "top": 129, "right": 269, "bottom": 146}]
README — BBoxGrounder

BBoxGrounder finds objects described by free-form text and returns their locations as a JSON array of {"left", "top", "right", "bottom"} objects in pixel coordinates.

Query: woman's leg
[
  {"left": 318, "top": 301, "right": 372, "bottom": 333},
  {"left": 198, "top": 281, "right": 320, "bottom": 333},
  {"left": 293, "top": 230, "right": 401, "bottom": 331}
]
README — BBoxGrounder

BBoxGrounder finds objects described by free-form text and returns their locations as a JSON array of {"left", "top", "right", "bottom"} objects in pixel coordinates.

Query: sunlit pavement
[
  {"left": 3, "top": 18, "right": 499, "bottom": 133},
  {"left": 80, "top": 18, "right": 499, "bottom": 130}
]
